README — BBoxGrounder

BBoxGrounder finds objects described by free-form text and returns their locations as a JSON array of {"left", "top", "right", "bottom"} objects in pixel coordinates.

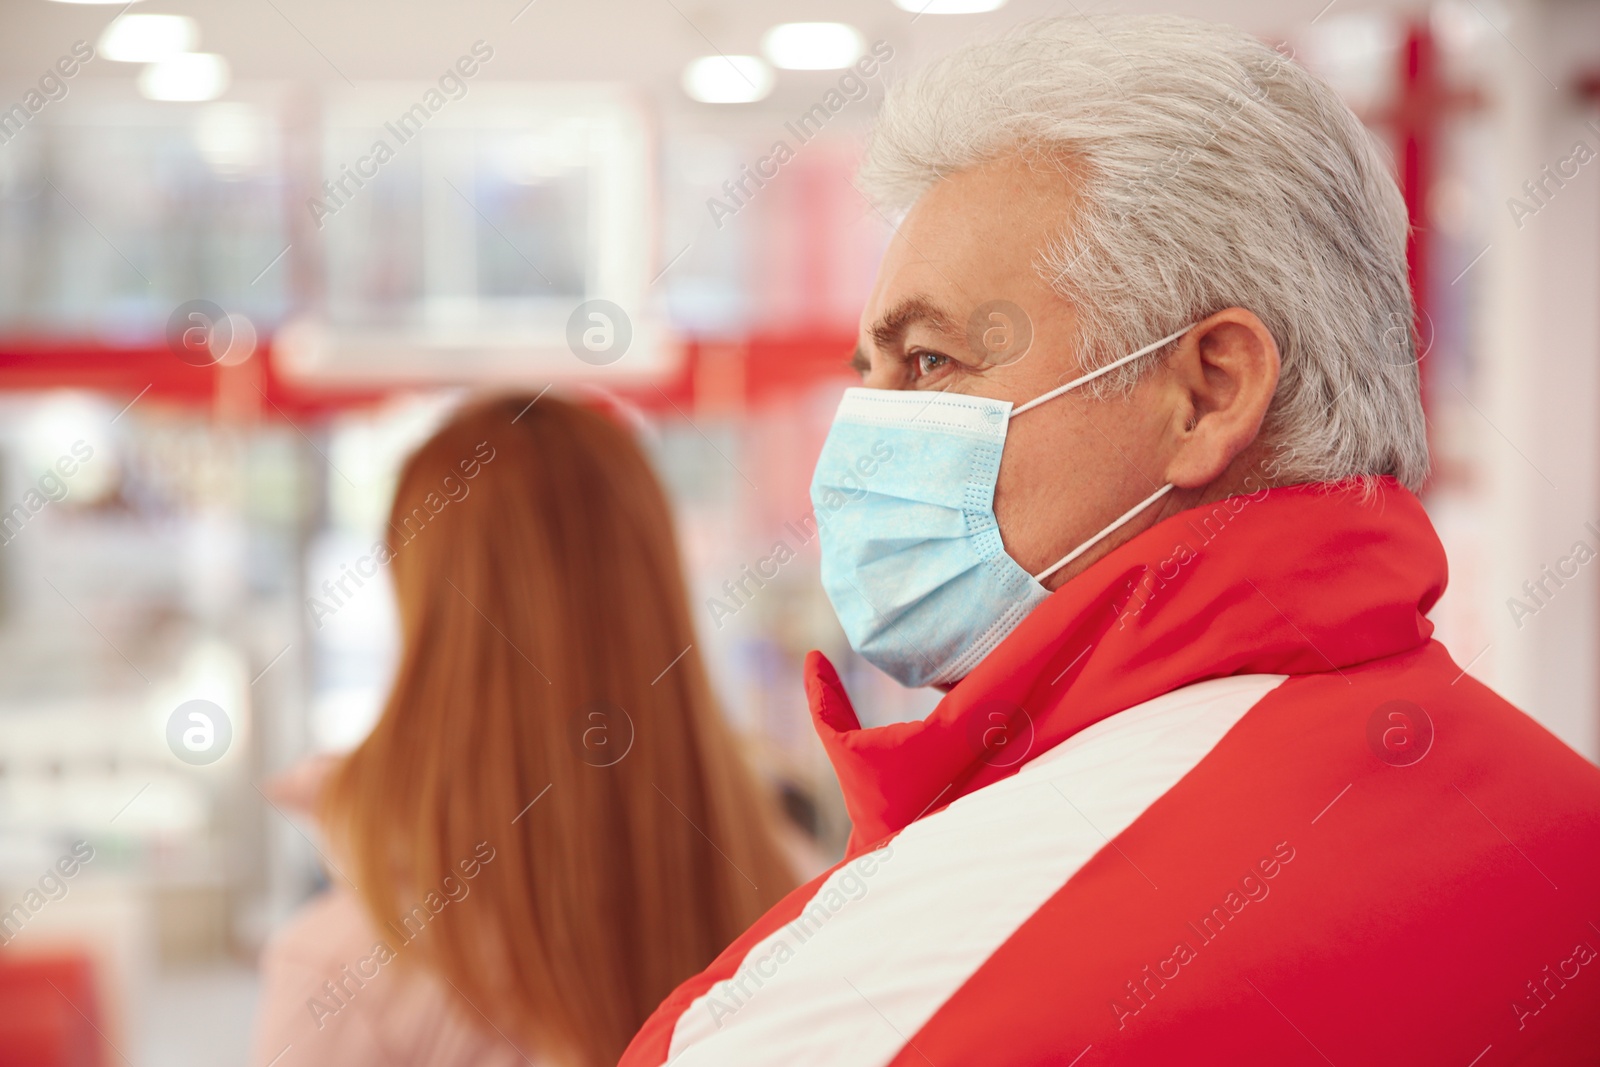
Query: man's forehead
[
  {"left": 860, "top": 242, "right": 963, "bottom": 329},
  {"left": 900, "top": 155, "right": 1073, "bottom": 241},
  {"left": 859, "top": 158, "right": 1074, "bottom": 334}
]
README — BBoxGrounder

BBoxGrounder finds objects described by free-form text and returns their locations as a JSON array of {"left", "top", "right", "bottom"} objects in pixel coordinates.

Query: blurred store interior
[{"left": 0, "top": 0, "right": 1597, "bottom": 1062}]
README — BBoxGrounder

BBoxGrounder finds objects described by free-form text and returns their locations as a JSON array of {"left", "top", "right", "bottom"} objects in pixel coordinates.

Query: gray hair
[{"left": 859, "top": 15, "right": 1429, "bottom": 491}]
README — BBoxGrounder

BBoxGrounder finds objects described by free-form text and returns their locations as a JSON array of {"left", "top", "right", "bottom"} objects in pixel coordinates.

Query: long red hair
[{"left": 322, "top": 393, "right": 795, "bottom": 1065}]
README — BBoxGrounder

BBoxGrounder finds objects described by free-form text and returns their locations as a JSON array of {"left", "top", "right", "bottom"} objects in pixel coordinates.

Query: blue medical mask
[{"left": 810, "top": 326, "right": 1190, "bottom": 688}]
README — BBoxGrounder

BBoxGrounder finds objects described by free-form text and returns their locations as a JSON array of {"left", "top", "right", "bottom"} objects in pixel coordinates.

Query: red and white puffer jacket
[{"left": 621, "top": 479, "right": 1600, "bottom": 1066}]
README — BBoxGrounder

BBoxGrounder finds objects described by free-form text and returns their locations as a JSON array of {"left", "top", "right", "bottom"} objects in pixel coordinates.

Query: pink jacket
[
  {"left": 251, "top": 884, "right": 535, "bottom": 1067},
  {"left": 250, "top": 758, "right": 536, "bottom": 1067}
]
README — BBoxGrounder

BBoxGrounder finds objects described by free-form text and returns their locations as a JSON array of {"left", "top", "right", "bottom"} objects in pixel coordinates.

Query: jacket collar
[{"left": 806, "top": 478, "right": 1447, "bottom": 852}]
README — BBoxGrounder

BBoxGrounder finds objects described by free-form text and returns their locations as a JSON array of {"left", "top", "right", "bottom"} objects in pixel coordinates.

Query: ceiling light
[
  {"left": 762, "top": 23, "right": 865, "bottom": 70},
  {"left": 194, "top": 103, "right": 268, "bottom": 176},
  {"left": 99, "top": 14, "right": 198, "bottom": 63},
  {"left": 682, "top": 56, "right": 774, "bottom": 104},
  {"left": 139, "top": 53, "right": 230, "bottom": 102},
  {"left": 891, "top": 0, "right": 1008, "bottom": 13}
]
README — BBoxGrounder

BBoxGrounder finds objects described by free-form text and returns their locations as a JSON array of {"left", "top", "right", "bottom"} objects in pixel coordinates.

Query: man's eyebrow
[{"left": 868, "top": 296, "right": 961, "bottom": 350}]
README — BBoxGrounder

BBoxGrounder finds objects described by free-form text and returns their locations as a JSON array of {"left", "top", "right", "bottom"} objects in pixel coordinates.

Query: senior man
[{"left": 623, "top": 15, "right": 1600, "bottom": 1065}]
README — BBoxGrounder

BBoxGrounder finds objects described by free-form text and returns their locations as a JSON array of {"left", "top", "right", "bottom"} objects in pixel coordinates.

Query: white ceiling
[{"left": 1, "top": 0, "right": 1431, "bottom": 113}]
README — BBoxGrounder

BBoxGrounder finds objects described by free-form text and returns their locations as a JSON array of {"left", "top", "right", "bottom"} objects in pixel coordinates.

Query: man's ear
[{"left": 1159, "top": 308, "right": 1280, "bottom": 489}]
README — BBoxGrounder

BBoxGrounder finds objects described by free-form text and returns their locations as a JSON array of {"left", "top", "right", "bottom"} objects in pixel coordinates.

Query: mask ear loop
[
  {"left": 1009, "top": 325, "right": 1193, "bottom": 418},
  {"left": 1032, "top": 483, "right": 1174, "bottom": 583},
  {"left": 1013, "top": 324, "right": 1191, "bottom": 583}
]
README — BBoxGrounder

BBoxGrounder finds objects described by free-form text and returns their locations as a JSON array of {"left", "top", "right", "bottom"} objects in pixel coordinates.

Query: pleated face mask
[{"left": 809, "top": 326, "right": 1190, "bottom": 688}]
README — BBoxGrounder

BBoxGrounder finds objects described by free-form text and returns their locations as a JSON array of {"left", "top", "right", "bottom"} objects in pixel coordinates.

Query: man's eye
[{"left": 915, "top": 351, "right": 949, "bottom": 377}]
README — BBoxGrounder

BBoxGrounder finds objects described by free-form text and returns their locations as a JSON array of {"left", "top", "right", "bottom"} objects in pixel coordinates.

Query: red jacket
[{"left": 622, "top": 480, "right": 1600, "bottom": 1066}]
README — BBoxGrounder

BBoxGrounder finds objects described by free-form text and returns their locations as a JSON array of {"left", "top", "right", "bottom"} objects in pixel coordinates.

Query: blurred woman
[{"left": 252, "top": 394, "right": 797, "bottom": 1067}]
